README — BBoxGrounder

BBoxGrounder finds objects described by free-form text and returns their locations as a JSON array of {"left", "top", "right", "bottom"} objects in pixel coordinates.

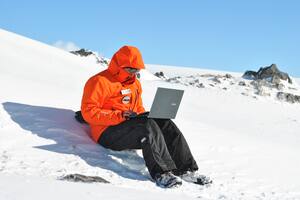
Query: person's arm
[
  {"left": 81, "top": 77, "right": 125, "bottom": 126},
  {"left": 136, "top": 81, "right": 146, "bottom": 114}
]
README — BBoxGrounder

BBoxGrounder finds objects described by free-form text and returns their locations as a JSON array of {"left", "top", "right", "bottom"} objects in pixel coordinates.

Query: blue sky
[{"left": 1, "top": 0, "right": 300, "bottom": 77}]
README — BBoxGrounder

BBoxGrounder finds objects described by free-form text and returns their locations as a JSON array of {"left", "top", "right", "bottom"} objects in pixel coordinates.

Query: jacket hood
[{"left": 108, "top": 46, "right": 145, "bottom": 83}]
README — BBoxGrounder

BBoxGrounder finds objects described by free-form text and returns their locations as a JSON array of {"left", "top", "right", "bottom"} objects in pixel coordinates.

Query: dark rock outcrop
[
  {"left": 277, "top": 92, "right": 300, "bottom": 103},
  {"left": 238, "top": 81, "right": 246, "bottom": 86},
  {"left": 154, "top": 71, "right": 233, "bottom": 89},
  {"left": 224, "top": 74, "right": 233, "bottom": 79},
  {"left": 243, "top": 71, "right": 257, "bottom": 80},
  {"left": 154, "top": 71, "right": 166, "bottom": 79},
  {"left": 70, "top": 48, "right": 109, "bottom": 65},
  {"left": 70, "top": 48, "right": 94, "bottom": 57},
  {"left": 60, "top": 174, "right": 109, "bottom": 183},
  {"left": 243, "top": 64, "right": 292, "bottom": 84}
]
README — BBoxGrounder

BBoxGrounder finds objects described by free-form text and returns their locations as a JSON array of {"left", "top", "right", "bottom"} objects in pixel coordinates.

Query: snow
[
  {"left": 1, "top": 28, "right": 300, "bottom": 200},
  {"left": 295, "top": 78, "right": 300, "bottom": 85},
  {"left": 0, "top": 174, "right": 191, "bottom": 200}
]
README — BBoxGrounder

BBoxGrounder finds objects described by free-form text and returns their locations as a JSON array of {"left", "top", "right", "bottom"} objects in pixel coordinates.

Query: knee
[
  {"left": 143, "top": 118, "right": 162, "bottom": 136},
  {"left": 145, "top": 118, "right": 157, "bottom": 126},
  {"left": 154, "top": 118, "right": 174, "bottom": 127},
  {"left": 135, "top": 118, "right": 158, "bottom": 135},
  {"left": 137, "top": 117, "right": 154, "bottom": 126}
]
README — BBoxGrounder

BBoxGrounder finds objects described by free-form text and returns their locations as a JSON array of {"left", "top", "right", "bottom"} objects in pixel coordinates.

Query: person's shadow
[{"left": 2, "top": 102, "right": 148, "bottom": 181}]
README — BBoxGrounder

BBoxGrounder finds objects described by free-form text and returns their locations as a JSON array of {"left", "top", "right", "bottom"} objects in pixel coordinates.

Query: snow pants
[{"left": 98, "top": 117, "right": 198, "bottom": 178}]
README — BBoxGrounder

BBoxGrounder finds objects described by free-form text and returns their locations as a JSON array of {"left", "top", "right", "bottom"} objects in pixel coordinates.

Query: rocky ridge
[
  {"left": 70, "top": 48, "right": 109, "bottom": 65},
  {"left": 154, "top": 64, "right": 300, "bottom": 104}
]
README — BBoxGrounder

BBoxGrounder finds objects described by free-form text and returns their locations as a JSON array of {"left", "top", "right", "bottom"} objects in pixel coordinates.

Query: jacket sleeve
[
  {"left": 136, "top": 81, "right": 146, "bottom": 114},
  {"left": 81, "top": 77, "right": 125, "bottom": 126}
]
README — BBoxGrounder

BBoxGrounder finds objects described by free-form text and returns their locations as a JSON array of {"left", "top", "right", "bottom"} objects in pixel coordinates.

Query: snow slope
[
  {"left": 1, "top": 28, "right": 300, "bottom": 200},
  {"left": 296, "top": 78, "right": 300, "bottom": 85}
]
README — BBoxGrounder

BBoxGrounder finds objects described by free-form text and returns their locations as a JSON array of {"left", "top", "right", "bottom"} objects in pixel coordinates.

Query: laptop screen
[{"left": 148, "top": 87, "right": 184, "bottom": 119}]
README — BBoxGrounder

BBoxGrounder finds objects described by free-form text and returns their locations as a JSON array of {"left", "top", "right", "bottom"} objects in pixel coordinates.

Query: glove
[{"left": 122, "top": 110, "right": 137, "bottom": 120}]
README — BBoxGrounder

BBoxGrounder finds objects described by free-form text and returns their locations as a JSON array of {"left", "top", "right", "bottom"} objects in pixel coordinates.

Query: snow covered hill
[
  {"left": 295, "top": 78, "right": 300, "bottom": 85},
  {"left": 1, "top": 29, "right": 300, "bottom": 200}
]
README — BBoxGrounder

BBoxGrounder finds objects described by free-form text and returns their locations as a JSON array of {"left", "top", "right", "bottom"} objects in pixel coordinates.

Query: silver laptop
[{"left": 147, "top": 87, "right": 184, "bottom": 119}]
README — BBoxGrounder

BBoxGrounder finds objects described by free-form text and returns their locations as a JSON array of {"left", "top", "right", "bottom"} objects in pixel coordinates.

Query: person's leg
[
  {"left": 98, "top": 117, "right": 177, "bottom": 178},
  {"left": 152, "top": 119, "right": 212, "bottom": 185},
  {"left": 152, "top": 118, "right": 198, "bottom": 175}
]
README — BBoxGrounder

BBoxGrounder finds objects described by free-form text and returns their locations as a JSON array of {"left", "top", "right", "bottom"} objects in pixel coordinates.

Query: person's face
[
  {"left": 123, "top": 67, "right": 140, "bottom": 74},
  {"left": 123, "top": 67, "right": 140, "bottom": 79}
]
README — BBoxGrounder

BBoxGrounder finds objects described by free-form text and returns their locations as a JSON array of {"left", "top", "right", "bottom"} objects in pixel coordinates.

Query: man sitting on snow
[{"left": 80, "top": 45, "right": 212, "bottom": 188}]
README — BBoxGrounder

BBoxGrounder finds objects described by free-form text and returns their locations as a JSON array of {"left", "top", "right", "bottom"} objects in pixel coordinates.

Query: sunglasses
[{"left": 124, "top": 67, "right": 140, "bottom": 74}]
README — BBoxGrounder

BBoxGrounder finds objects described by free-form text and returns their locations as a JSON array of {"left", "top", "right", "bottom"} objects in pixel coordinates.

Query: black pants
[{"left": 98, "top": 117, "right": 198, "bottom": 178}]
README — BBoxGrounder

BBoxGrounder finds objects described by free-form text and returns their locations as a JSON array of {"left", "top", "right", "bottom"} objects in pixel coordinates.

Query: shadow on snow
[{"left": 2, "top": 102, "right": 148, "bottom": 181}]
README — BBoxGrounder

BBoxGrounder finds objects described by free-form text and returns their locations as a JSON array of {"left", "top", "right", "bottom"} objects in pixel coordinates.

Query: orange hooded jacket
[{"left": 81, "top": 46, "right": 146, "bottom": 142}]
